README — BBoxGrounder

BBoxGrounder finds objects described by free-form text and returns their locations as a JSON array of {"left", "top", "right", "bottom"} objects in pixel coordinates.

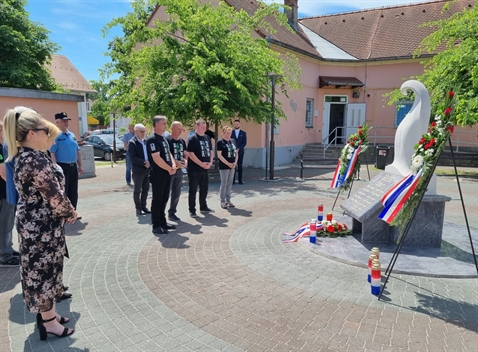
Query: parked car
[
  {"left": 81, "top": 129, "right": 119, "bottom": 142},
  {"left": 83, "top": 135, "right": 125, "bottom": 161}
]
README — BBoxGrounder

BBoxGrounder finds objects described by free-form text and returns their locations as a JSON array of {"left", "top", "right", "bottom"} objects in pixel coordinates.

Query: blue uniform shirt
[
  {"left": 2, "top": 144, "right": 19, "bottom": 205},
  {"left": 50, "top": 130, "right": 80, "bottom": 163}
]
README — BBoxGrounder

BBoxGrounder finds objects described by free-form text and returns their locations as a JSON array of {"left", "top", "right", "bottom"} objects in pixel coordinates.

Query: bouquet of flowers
[
  {"left": 331, "top": 124, "right": 371, "bottom": 191},
  {"left": 317, "top": 220, "right": 352, "bottom": 238},
  {"left": 381, "top": 90, "right": 456, "bottom": 230}
]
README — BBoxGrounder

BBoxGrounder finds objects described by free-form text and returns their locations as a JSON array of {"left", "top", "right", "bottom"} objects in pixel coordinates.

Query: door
[{"left": 345, "top": 103, "right": 366, "bottom": 141}]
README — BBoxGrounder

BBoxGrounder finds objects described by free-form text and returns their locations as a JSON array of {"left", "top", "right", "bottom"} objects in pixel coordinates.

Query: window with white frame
[
  {"left": 306, "top": 98, "right": 314, "bottom": 128},
  {"left": 395, "top": 101, "right": 413, "bottom": 126}
]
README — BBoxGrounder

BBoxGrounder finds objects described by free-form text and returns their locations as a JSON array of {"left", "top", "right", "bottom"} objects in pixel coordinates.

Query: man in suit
[
  {"left": 128, "top": 124, "right": 151, "bottom": 215},
  {"left": 231, "top": 119, "right": 247, "bottom": 184}
]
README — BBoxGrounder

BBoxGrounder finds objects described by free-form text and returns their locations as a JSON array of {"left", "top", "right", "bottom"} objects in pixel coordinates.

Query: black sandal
[
  {"left": 38, "top": 315, "right": 74, "bottom": 341},
  {"left": 36, "top": 313, "right": 69, "bottom": 326}
]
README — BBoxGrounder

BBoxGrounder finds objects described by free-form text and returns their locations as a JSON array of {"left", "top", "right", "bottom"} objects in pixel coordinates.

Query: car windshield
[{"left": 100, "top": 135, "right": 123, "bottom": 145}]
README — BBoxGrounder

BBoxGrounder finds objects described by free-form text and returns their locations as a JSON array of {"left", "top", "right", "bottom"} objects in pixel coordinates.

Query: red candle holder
[{"left": 326, "top": 213, "right": 333, "bottom": 221}]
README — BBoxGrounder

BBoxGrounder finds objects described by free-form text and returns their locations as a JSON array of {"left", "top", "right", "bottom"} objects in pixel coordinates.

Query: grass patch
[{"left": 435, "top": 169, "right": 478, "bottom": 177}]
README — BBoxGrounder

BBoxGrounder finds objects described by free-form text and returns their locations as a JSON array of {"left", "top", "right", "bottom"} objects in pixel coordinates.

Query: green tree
[
  {"left": 389, "top": 1, "right": 478, "bottom": 127},
  {"left": 102, "top": 0, "right": 301, "bottom": 127},
  {"left": 88, "top": 80, "right": 115, "bottom": 126},
  {"left": 0, "top": 0, "right": 60, "bottom": 90}
]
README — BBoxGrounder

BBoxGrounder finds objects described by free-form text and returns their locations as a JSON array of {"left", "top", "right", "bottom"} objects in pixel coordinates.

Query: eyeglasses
[
  {"left": 32, "top": 127, "right": 50, "bottom": 136},
  {"left": 137, "top": 130, "right": 146, "bottom": 133}
]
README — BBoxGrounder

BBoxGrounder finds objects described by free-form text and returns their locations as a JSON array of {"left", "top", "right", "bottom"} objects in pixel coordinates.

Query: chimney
[{"left": 284, "top": 0, "right": 298, "bottom": 31}]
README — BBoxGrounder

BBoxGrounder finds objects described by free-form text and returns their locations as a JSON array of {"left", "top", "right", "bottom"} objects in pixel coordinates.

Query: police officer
[{"left": 50, "top": 112, "right": 83, "bottom": 217}]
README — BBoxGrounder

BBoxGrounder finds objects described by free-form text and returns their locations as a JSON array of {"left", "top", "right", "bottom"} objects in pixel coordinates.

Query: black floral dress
[{"left": 14, "top": 148, "right": 76, "bottom": 313}]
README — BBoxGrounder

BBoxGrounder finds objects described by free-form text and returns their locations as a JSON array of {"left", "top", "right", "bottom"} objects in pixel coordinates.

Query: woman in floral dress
[{"left": 3, "top": 108, "right": 77, "bottom": 340}]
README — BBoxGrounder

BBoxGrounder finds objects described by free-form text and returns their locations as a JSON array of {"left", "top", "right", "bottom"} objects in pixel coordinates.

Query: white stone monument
[{"left": 385, "top": 80, "right": 436, "bottom": 194}]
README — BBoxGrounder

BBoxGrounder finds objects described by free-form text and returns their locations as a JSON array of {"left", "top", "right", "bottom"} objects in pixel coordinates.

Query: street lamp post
[{"left": 265, "top": 73, "right": 281, "bottom": 180}]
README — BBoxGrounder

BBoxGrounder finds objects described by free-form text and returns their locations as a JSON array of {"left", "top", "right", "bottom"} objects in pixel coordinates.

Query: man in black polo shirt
[
  {"left": 187, "top": 119, "right": 213, "bottom": 217},
  {"left": 147, "top": 116, "right": 177, "bottom": 235}
]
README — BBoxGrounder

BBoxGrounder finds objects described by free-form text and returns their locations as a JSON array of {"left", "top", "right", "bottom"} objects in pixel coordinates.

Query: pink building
[
  {"left": 0, "top": 55, "right": 94, "bottom": 138},
  {"left": 150, "top": 0, "right": 477, "bottom": 167}
]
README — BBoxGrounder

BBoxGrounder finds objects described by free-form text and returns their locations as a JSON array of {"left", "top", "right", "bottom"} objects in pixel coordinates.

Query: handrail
[{"left": 321, "top": 126, "right": 477, "bottom": 157}]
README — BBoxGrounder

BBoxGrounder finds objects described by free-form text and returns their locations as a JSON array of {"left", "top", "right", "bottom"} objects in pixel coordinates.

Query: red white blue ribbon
[
  {"left": 282, "top": 223, "right": 324, "bottom": 243},
  {"left": 379, "top": 170, "right": 423, "bottom": 224},
  {"left": 330, "top": 146, "right": 361, "bottom": 188}
]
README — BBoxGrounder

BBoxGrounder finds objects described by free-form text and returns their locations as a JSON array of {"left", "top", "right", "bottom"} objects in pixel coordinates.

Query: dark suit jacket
[
  {"left": 231, "top": 129, "right": 247, "bottom": 155},
  {"left": 128, "top": 136, "right": 149, "bottom": 174}
]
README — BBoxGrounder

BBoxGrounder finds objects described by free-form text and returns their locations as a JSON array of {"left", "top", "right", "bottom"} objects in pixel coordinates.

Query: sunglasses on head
[{"left": 32, "top": 127, "right": 50, "bottom": 136}]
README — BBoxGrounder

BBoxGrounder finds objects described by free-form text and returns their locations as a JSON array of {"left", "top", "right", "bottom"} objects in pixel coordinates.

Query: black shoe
[
  {"left": 62, "top": 285, "right": 69, "bottom": 291},
  {"left": 0, "top": 257, "right": 20, "bottom": 267},
  {"left": 239, "top": 181, "right": 244, "bottom": 185},
  {"left": 60, "top": 292, "right": 72, "bottom": 300},
  {"left": 141, "top": 207, "right": 151, "bottom": 213},
  {"left": 152, "top": 227, "right": 168, "bottom": 235},
  {"left": 76, "top": 216, "right": 82, "bottom": 221},
  {"left": 168, "top": 214, "right": 181, "bottom": 221},
  {"left": 200, "top": 207, "right": 214, "bottom": 213},
  {"left": 164, "top": 223, "right": 176, "bottom": 230},
  {"left": 38, "top": 315, "right": 74, "bottom": 341},
  {"left": 136, "top": 209, "right": 144, "bottom": 215},
  {"left": 190, "top": 212, "right": 198, "bottom": 218},
  {"left": 12, "top": 250, "right": 20, "bottom": 257}
]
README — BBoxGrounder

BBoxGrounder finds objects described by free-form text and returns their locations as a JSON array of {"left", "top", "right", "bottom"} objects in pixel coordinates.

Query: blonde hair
[
  {"left": 222, "top": 126, "right": 232, "bottom": 133},
  {"left": 3, "top": 107, "right": 43, "bottom": 161},
  {"left": 45, "top": 120, "right": 60, "bottom": 148}
]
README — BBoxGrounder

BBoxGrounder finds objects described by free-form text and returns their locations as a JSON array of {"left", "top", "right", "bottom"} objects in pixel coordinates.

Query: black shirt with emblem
[
  {"left": 147, "top": 133, "right": 172, "bottom": 173},
  {"left": 216, "top": 138, "right": 237, "bottom": 170},
  {"left": 166, "top": 135, "right": 186, "bottom": 162},
  {"left": 186, "top": 133, "right": 212, "bottom": 172}
]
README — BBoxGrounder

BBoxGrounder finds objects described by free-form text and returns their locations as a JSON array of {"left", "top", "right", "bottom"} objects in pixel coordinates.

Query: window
[
  {"left": 306, "top": 98, "right": 314, "bottom": 128},
  {"left": 395, "top": 101, "right": 413, "bottom": 126}
]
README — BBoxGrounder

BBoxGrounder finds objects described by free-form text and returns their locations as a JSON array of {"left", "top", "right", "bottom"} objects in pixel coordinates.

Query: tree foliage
[
  {"left": 88, "top": 80, "right": 115, "bottom": 126},
  {"left": 0, "top": 0, "right": 60, "bottom": 90},
  {"left": 388, "top": 1, "right": 478, "bottom": 127},
  {"left": 102, "top": 0, "right": 301, "bottom": 127}
]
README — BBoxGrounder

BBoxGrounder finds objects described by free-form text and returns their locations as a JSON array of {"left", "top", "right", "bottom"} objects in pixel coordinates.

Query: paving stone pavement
[{"left": 1, "top": 164, "right": 477, "bottom": 351}]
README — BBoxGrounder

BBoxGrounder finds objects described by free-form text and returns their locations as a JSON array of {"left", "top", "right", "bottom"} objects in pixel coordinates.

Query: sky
[{"left": 26, "top": 0, "right": 432, "bottom": 83}]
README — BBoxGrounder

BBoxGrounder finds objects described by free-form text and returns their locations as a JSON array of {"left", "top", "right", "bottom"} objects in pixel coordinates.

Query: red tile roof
[
  {"left": 300, "top": 0, "right": 474, "bottom": 60},
  {"left": 49, "top": 55, "right": 95, "bottom": 93},
  {"left": 224, "top": 0, "right": 319, "bottom": 58}
]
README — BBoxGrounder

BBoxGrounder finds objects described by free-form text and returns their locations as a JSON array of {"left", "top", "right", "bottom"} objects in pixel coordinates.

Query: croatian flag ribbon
[
  {"left": 378, "top": 170, "right": 423, "bottom": 224},
  {"left": 330, "top": 146, "right": 361, "bottom": 188},
  {"left": 282, "top": 223, "right": 324, "bottom": 243}
]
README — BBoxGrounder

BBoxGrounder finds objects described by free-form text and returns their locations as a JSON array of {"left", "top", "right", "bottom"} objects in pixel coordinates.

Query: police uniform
[{"left": 50, "top": 112, "right": 81, "bottom": 209}]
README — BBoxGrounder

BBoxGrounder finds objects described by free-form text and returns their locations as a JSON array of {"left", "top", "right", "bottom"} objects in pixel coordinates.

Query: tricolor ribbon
[
  {"left": 282, "top": 223, "right": 324, "bottom": 243},
  {"left": 378, "top": 170, "right": 423, "bottom": 224},
  {"left": 330, "top": 146, "right": 361, "bottom": 188}
]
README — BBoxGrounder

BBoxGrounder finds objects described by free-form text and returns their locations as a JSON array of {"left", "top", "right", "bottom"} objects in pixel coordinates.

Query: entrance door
[
  {"left": 322, "top": 96, "right": 348, "bottom": 144},
  {"left": 345, "top": 103, "right": 366, "bottom": 141}
]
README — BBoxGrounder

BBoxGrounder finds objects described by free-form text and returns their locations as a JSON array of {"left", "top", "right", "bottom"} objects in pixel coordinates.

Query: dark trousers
[
  {"left": 150, "top": 171, "right": 171, "bottom": 228},
  {"left": 132, "top": 171, "right": 149, "bottom": 210},
  {"left": 188, "top": 169, "right": 209, "bottom": 212},
  {"left": 58, "top": 162, "right": 79, "bottom": 209},
  {"left": 168, "top": 171, "right": 183, "bottom": 216},
  {"left": 234, "top": 153, "right": 244, "bottom": 183}
]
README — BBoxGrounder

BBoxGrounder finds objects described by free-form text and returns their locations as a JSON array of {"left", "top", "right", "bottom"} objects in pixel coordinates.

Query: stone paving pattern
[{"left": 1, "top": 165, "right": 477, "bottom": 351}]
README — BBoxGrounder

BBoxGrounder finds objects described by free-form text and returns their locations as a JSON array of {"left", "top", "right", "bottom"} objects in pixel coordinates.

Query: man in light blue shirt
[{"left": 50, "top": 112, "right": 83, "bottom": 213}]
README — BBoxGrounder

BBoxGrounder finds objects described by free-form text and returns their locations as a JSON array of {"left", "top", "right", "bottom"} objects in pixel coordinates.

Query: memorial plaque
[{"left": 341, "top": 172, "right": 403, "bottom": 221}]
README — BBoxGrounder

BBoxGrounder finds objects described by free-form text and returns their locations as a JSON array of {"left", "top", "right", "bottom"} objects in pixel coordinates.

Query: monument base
[{"left": 352, "top": 195, "right": 451, "bottom": 247}]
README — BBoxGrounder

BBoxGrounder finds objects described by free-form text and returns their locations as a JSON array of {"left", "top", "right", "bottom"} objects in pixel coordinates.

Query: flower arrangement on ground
[
  {"left": 379, "top": 90, "right": 457, "bottom": 232},
  {"left": 316, "top": 220, "right": 352, "bottom": 238},
  {"left": 331, "top": 124, "right": 371, "bottom": 191}
]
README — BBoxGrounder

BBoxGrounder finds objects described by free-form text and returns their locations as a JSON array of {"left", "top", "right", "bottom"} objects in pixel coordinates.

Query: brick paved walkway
[{"left": 1, "top": 165, "right": 477, "bottom": 351}]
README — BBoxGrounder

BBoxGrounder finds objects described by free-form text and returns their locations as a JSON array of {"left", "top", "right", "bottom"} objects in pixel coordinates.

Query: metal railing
[{"left": 322, "top": 126, "right": 477, "bottom": 157}]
